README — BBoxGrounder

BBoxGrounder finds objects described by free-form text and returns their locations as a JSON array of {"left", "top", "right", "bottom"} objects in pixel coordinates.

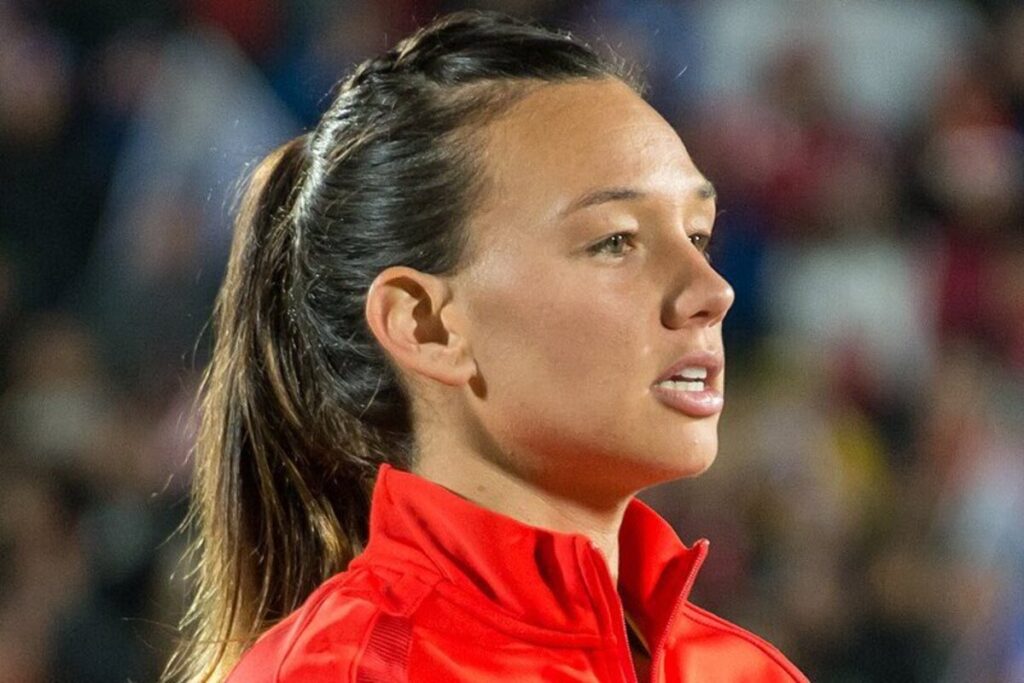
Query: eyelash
[
  {"left": 691, "top": 234, "right": 715, "bottom": 261},
  {"left": 588, "top": 233, "right": 636, "bottom": 257},
  {"left": 588, "top": 232, "right": 716, "bottom": 262}
]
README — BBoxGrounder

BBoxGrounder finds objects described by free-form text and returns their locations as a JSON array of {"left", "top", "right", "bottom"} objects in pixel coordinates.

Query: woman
[{"left": 169, "top": 10, "right": 809, "bottom": 683}]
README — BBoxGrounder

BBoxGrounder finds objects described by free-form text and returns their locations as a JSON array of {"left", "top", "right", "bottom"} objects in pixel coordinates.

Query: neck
[{"left": 412, "top": 447, "right": 631, "bottom": 585}]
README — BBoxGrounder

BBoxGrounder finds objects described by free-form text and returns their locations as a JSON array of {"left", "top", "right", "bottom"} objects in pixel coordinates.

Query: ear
[{"left": 364, "top": 266, "right": 475, "bottom": 387}]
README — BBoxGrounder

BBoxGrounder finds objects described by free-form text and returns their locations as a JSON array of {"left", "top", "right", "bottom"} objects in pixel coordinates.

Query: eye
[
  {"left": 690, "top": 232, "right": 716, "bottom": 263},
  {"left": 588, "top": 232, "right": 636, "bottom": 257}
]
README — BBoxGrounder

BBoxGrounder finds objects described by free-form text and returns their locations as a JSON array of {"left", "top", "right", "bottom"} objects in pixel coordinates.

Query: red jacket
[{"left": 228, "top": 463, "right": 808, "bottom": 682}]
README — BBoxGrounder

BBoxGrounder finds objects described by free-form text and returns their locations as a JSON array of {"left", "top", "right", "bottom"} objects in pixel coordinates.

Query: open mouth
[{"left": 651, "top": 354, "right": 724, "bottom": 417}]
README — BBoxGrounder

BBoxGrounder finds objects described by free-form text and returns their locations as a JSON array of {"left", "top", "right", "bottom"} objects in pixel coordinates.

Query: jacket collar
[{"left": 352, "top": 462, "right": 709, "bottom": 649}]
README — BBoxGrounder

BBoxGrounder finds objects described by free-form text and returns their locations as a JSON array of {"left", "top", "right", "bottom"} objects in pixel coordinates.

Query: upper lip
[{"left": 655, "top": 350, "right": 724, "bottom": 384}]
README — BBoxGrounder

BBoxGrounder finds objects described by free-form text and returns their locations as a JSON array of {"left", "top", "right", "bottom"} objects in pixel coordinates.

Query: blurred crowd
[{"left": 1, "top": 0, "right": 1022, "bottom": 681}]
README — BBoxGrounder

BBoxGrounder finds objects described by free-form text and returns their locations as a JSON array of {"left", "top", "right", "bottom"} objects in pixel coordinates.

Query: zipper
[
  {"left": 583, "top": 537, "right": 709, "bottom": 682},
  {"left": 614, "top": 602, "right": 641, "bottom": 683},
  {"left": 649, "top": 539, "right": 709, "bottom": 680}
]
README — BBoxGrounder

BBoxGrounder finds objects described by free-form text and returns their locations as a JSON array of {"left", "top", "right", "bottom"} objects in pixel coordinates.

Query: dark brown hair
[{"left": 167, "top": 10, "right": 639, "bottom": 681}]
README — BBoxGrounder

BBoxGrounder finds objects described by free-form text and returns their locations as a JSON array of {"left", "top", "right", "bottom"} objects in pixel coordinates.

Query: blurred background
[{"left": 1, "top": 0, "right": 1022, "bottom": 681}]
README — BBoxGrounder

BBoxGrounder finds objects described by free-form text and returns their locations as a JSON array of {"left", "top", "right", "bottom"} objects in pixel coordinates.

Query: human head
[
  {"left": 367, "top": 77, "right": 732, "bottom": 503},
  {"left": 172, "top": 11, "right": 647, "bottom": 681}
]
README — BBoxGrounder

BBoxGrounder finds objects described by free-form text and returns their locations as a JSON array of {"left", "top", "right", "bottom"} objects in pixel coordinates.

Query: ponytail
[
  {"left": 166, "top": 10, "right": 635, "bottom": 681},
  {"left": 165, "top": 137, "right": 397, "bottom": 682}
]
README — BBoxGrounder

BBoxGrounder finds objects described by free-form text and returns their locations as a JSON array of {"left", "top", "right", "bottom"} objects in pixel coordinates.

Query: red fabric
[{"left": 228, "top": 463, "right": 809, "bottom": 682}]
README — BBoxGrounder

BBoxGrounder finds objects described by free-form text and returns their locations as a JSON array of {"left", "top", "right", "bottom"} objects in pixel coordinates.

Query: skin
[{"left": 364, "top": 78, "right": 733, "bottom": 592}]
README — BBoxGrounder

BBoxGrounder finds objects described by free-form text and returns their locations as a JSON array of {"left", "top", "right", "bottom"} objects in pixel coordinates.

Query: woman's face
[{"left": 449, "top": 78, "right": 733, "bottom": 498}]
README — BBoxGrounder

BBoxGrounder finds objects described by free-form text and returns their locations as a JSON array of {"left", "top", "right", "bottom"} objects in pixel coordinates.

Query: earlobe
[{"left": 365, "top": 266, "right": 475, "bottom": 387}]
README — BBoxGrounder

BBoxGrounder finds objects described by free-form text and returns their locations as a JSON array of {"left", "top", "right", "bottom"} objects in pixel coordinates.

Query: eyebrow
[{"left": 560, "top": 179, "right": 716, "bottom": 217}]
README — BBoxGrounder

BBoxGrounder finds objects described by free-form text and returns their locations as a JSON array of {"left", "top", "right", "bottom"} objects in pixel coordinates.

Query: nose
[{"left": 661, "top": 242, "right": 735, "bottom": 329}]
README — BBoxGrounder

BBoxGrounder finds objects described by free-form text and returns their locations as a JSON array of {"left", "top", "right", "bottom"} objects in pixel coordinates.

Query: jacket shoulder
[
  {"left": 227, "top": 568, "right": 436, "bottom": 683},
  {"left": 672, "top": 602, "right": 809, "bottom": 682}
]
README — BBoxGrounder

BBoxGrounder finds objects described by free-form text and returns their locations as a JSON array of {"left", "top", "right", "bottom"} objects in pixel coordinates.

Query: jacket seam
[
  {"left": 391, "top": 571, "right": 440, "bottom": 618},
  {"left": 431, "top": 578, "right": 609, "bottom": 648},
  {"left": 574, "top": 537, "right": 627, "bottom": 683},
  {"left": 679, "top": 603, "right": 807, "bottom": 681},
  {"left": 272, "top": 573, "right": 376, "bottom": 679},
  {"left": 272, "top": 569, "right": 379, "bottom": 683},
  {"left": 369, "top": 556, "right": 608, "bottom": 647}
]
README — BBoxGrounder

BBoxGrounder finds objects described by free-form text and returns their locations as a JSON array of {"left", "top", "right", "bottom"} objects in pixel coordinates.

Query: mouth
[{"left": 651, "top": 350, "right": 725, "bottom": 418}]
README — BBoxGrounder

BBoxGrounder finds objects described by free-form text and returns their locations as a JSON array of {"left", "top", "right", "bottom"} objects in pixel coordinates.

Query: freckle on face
[{"left": 451, "top": 79, "right": 726, "bottom": 496}]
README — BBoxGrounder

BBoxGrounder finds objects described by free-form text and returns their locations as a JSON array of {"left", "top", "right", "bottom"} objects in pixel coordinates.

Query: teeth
[
  {"left": 656, "top": 379, "right": 705, "bottom": 392},
  {"left": 676, "top": 366, "right": 708, "bottom": 380}
]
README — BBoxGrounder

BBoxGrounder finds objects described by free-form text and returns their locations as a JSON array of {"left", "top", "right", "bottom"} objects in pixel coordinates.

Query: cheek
[
  {"left": 468, "top": 256, "right": 650, "bottom": 399},
  {"left": 460, "top": 253, "right": 721, "bottom": 479}
]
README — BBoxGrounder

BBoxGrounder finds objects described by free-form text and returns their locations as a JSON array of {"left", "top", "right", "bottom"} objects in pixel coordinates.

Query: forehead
[{"left": 473, "top": 79, "right": 706, "bottom": 222}]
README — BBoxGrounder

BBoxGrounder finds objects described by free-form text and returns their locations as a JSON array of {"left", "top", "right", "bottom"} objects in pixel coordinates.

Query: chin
[
  {"left": 651, "top": 427, "right": 719, "bottom": 480},
  {"left": 686, "top": 448, "right": 718, "bottom": 477}
]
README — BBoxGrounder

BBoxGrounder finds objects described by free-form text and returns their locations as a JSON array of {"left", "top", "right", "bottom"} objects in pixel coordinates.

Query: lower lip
[{"left": 651, "top": 383, "right": 724, "bottom": 418}]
